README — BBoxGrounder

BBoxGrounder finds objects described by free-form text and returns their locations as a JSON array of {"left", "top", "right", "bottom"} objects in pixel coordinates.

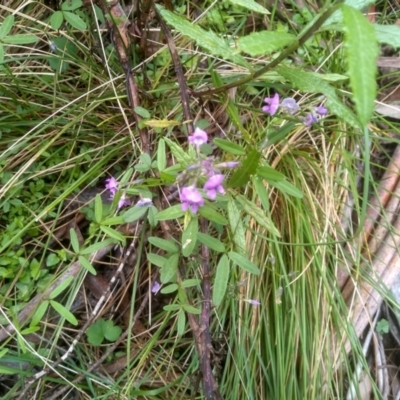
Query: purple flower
[
  {"left": 188, "top": 127, "right": 208, "bottom": 147},
  {"left": 180, "top": 186, "right": 204, "bottom": 213},
  {"left": 315, "top": 105, "right": 328, "bottom": 116},
  {"left": 201, "top": 159, "right": 214, "bottom": 176},
  {"left": 246, "top": 299, "right": 261, "bottom": 306},
  {"left": 215, "top": 161, "right": 240, "bottom": 168},
  {"left": 105, "top": 177, "right": 119, "bottom": 195},
  {"left": 151, "top": 281, "right": 161, "bottom": 294},
  {"left": 117, "top": 193, "right": 131, "bottom": 210},
  {"left": 137, "top": 198, "right": 153, "bottom": 207},
  {"left": 262, "top": 93, "right": 280, "bottom": 116},
  {"left": 304, "top": 113, "right": 319, "bottom": 127},
  {"left": 204, "top": 174, "right": 225, "bottom": 200},
  {"left": 281, "top": 98, "right": 300, "bottom": 115}
]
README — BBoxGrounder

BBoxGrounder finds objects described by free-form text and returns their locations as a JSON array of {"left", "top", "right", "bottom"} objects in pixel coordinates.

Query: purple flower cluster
[
  {"left": 179, "top": 128, "right": 239, "bottom": 214},
  {"left": 262, "top": 93, "right": 328, "bottom": 126},
  {"left": 105, "top": 177, "right": 131, "bottom": 210}
]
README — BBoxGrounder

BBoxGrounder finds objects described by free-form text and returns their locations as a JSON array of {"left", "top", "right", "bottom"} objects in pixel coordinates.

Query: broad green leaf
[
  {"left": 375, "top": 24, "right": 400, "bottom": 48},
  {"left": 87, "top": 320, "right": 105, "bottom": 346},
  {"left": 228, "top": 251, "right": 261, "bottom": 275},
  {"left": 182, "top": 305, "right": 201, "bottom": 314},
  {"left": 268, "top": 179, "right": 303, "bottom": 198},
  {"left": 182, "top": 216, "right": 198, "bottom": 257},
  {"left": 79, "top": 255, "right": 97, "bottom": 274},
  {"left": 147, "top": 253, "right": 167, "bottom": 268},
  {"left": 101, "top": 216, "right": 124, "bottom": 225},
  {"left": 0, "top": 15, "right": 14, "bottom": 40},
  {"left": 276, "top": 65, "right": 361, "bottom": 128},
  {"left": 61, "top": 0, "right": 82, "bottom": 11},
  {"left": 156, "top": 5, "right": 249, "bottom": 68},
  {"left": 213, "top": 254, "right": 229, "bottom": 306},
  {"left": 196, "top": 232, "right": 225, "bottom": 253},
  {"left": 238, "top": 31, "right": 295, "bottom": 56},
  {"left": 148, "top": 237, "right": 179, "bottom": 253},
  {"left": 157, "top": 138, "right": 166, "bottom": 171},
  {"left": 228, "top": 0, "right": 269, "bottom": 14},
  {"left": 342, "top": 5, "right": 378, "bottom": 126},
  {"left": 161, "top": 283, "right": 178, "bottom": 293},
  {"left": 253, "top": 176, "right": 269, "bottom": 211},
  {"left": 49, "top": 276, "right": 73, "bottom": 300},
  {"left": 164, "top": 304, "right": 181, "bottom": 311},
  {"left": 177, "top": 310, "right": 186, "bottom": 335},
  {"left": 63, "top": 11, "right": 87, "bottom": 31},
  {"left": 103, "top": 320, "right": 122, "bottom": 341},
  {"left": 69, "top": 228, "right": 80, "bottom": 253},
  {"left": 180, "top": 279, "right": 201, "bottom": 288},
  {"left": 213, "top": 138, "right": 246, "bottom": 155},
  {"left": 46, "top": 253, "right": 60, "bottom": 267},
  {"left": 160, "top": 253, "right": 179, "bottom": 283},
  {"left": 123, "top": 205, "right": 148, "bottom": 222},
  {"left": 50, "top": 11, "right": 64, "bottom": 30},
  {"left": 2, "top": 35, "right": 38, "bottom": 44},
  {"left": 79, "top": 238, "right": 117, "bottom": 255},
  {"left": 154, "top": 204, "right": 185, "bottom": 221},
  {"left": 256, "top": 165, "right": 286, "bottom": 181},
  {"left": 135, "top": 153, "right": 152, "bottom": 172},
  {"left": 228, "top": 148, "right": 261, "bottom": 188},
  {"left": 235, "top": 194, "right": 280, "bottom": 236},
  {"left": 30, "top": 301, "right": 49, "bottom": 327},
  {"left": 94, "top": 194, "right": 103, "bottom": 223},
  {"left": 199, "top": 204, "right": 228, "bottom": 225},
  {"left": 227, "top": 197, "right": 246, "bottom": 255},
  {"left": 100, "top": 226, "right": 126, "bottom": 245},
  {"left": 50, "top": 300, "right": 78, "bottom": 325},
  {"left": 134, "top": 106, "right": 151, "bottom": 118}
]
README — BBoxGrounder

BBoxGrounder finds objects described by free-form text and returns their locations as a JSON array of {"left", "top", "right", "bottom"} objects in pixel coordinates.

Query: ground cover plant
[{"left": 1, "top": 0, "right": 400, "bottom": 398}]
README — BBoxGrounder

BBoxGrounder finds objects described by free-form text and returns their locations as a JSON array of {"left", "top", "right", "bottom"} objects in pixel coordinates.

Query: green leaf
[
  {"left": 177, "top": 310, "right": 186, "bottom": 335},
  {"left": 213, "top": 138, "right": 246, "bottom": 155},
  {"left": 180, "top": 279, "right": 201, "bottom": 288},
  {"left": 69, "top": 228, "right": 80, "bottom": 253},
  {"left": 164, "top": 304, "right": 181, "bottom": 311},
  {"left": 30, "top": 301, "right": 49, "bottom": 327},
  {"left": 46, "top": 253, "right": 60, "bottom": 267},
  {"left": 268, "top": 179, "right": 303, "bottom": 198},
  {"left": 154, "top": 204, "right": 185, "bottom": 221},
  {"left": 87, "top": 320, "right": 105, "bottom": 346},
  {"left": 182, "top": 216, "right": 198, "bottom": 257},
  {"left": 94, "top": 194, "right": 103, "bottom": 223},
  {"left": 264, "top": 122, "right": 296, "bottom": 147},
  {"left": 238, "top": 31, "right": 295, "bottom": 56},
  {"left": 342, "top": 4, "right": 378, "bottom": 126},
  {"left": 213, "top": 255, "right": 230, "bottom": 306},
  {"left": 49, "top": 276, "right": 73, "bottom": 300},
  {"left": 50, "top": 300, "right": 78, "bottom": 325},
  {"left": 0, "top": 44, "right": 4, "bottom": 63},
  {"left": 61, "top": 0, "right": 82, "bottom": 11},
  {"left": 157, "top": 138, "right": 166, "bottom": 171},
  {"left": 147, "top": 253, "right": 167, "bottom": 268},
  {"left": 148, "top": 237, "right": 179, "bottom": 253},
  {"left": 134, "top": 106, "right": 151, "bottom": 118},
  {"left": 156, "top": 5, "right": 249, "bottom": 68},
  {"left": 164, "top": 137, "right": 192, "bottom": 165},
  {"left": 160, "top": 283, "right": 178, "bottom": 293},
  {"left": 79, "top": 255, "right": 97, "bottom": 274},
  {"left": 375, "top": 24, "right": 400, "bottom": 48},
  {"left": 253, "top": 176, "right": 269, "bottom": 211},
  {"left": 50, "top": 11, "right": 64, "bottom": 30},
  {"left": 135, "top": 153, "right": 152, "bottom": 172},
  {"left": 228, "top": 251, "right": 261, "bottom": 275},
  {"left": 227, "top": 0, "right": 269, "bottom": 14},
  {"left": 276, "top": 65, "right": 360, "bottom": 128},
  {"left": 123, "top": 205, "right": 148, "bottom": 222},
  {"left": 228, "top": 148, "right": 261, "bottom": 188},
  {"left": 199, "top": 204, "right": 228, "bottom": 225},
  {"left": 100, "top": 226, "right": 126, "bottom": 245},
  {"left": 227, "top": 197, "right": 246, "bottom": 255},
  {"left": 63, "top": 11, "right": 87, "bottom": 31},
  {"left": 196, "top": 232, "right": 225, "bottom": 253},
  {"left": 256, "top": 165, "right": 286, "bottom": 181},
  {"left": 182, "top": 305, "right": 201, "bottom": 314},
  {"left": 0, "top": 15, "right": 14, "bottom": 40},
  {"left": 101, "top": 216, "right": 124, "bottom": 225},
  {"left": 103, "top": 320, "right": 122, "bottom": 342},
  {"left": 2, "top": 35, "right": 38, "bottom": 44},
  {"left": 160, "top": 253, "right": 179, "bottom": 284},
  {"left": 235, "top": 194, "right": 280, "bottom": 236},
  {"left": 79, "top": 238, "right": 117, "bottom": 255}
]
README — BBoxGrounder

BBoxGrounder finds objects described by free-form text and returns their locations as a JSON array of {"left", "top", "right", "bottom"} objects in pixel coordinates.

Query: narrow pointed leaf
[
  {"left": 213, "top": 255, "right": 230, "bottom": 306},
  {"left": 228, "top": 251, "right": 261, "bottom": 275}
]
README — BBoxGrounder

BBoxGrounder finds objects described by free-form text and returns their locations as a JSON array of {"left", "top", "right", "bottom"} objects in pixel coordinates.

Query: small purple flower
[
  {"left": 188, "top": 127, "right": 208, "bottom": 147},
  {"left": 315, "top": 105, "right": 328, "bottom": 116},
  {"left": 180, "top": 186, "right": 204, "bottom": 213},
  {"left": 246, "top": 299, "right": 261, "bottom": 306},
  {"left": 215, "top": 161, "right": 240, "bottom": 169},
  {"left": 117, "top": 193, "right": 131, "bottom": 210},
  {"left": 204, "top": 174, "right": 225, "bottom": 200},
  {"left": 105, "top": 177, "right": 119, "bottom": 195},
  {"left": 281, "top": 98, "right": 300, "bottom": 115},
  {"left": 137, "top": 198, "right": 153, "bottom": 207},
  {"left": 151, "top": 281, "right": 161, "bottom": 294},
  {"left": 262, "top": 93, "right": 280, "bottom": 116},
  {"left": 201, "top": 159, "right": 214, "bottom": 176},
  {"left": 304, "top": 113, "right": 319, "bottom": 127}
]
